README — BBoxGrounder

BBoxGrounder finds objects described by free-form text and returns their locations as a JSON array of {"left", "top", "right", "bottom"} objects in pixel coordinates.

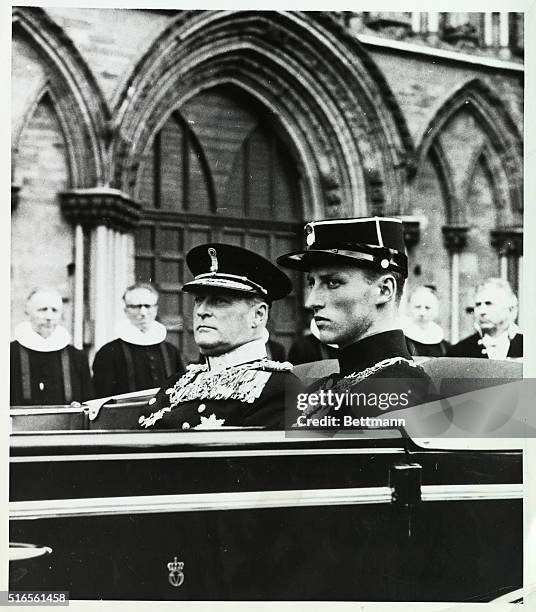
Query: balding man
[
  {"left": 10, "top": 288, "right": 93, "bottom": 405},
  {"left": 447, "top": 278, "right": 522, "bottom": 360}
]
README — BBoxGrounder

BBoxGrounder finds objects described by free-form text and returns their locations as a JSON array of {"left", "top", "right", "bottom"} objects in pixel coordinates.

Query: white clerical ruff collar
[
  {"left": 206, "top": 338, "right": 267, "bottom": 372},
  {"left": 116, "top": 320, "right": 168, "bottom": 346},
  {"left": 14, "top": 321, "right": 71, "bottom": 352},
  {"left": 402, "top": 317, "right": 445, "bottom": 345}
]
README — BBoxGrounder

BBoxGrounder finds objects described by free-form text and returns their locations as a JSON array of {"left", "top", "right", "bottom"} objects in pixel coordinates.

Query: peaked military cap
[
  {"left": 277, "top": 216, "right": 408, "bottom": 277},
  {"left": 182, "top": 243, "right": 293, "bottom": 302}
]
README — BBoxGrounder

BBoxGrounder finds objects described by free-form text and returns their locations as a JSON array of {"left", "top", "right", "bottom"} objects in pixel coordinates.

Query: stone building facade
[{"left": 11, "top": 9, "right": 524, "bottom": 362}]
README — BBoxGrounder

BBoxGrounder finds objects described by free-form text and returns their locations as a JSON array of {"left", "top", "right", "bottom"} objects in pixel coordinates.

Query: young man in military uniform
[
  {"left": 139, "top": 243, "right": 303, "bottom": 430},
  {"left": 277, "top": 217, "right": 434, "bottom": 425}
]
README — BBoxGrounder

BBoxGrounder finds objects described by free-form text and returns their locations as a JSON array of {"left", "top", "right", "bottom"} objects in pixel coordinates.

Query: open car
[{"left": 9, "top": 357, "right": 524, "bottom": 601}]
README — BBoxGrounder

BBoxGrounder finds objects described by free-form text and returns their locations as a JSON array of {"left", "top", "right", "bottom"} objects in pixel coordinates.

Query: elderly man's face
[
  {"left": 124, "top": 288, "right": 158, "bottom": 332},
  {"left": 305, "top": 264, "right": 377, "bottom": 348},
  {"left": 474, "top": 285, "right": 513, "bottom": 336},
  {"left": 193, "top": 291, "right": 264, "bottom": 356},
  {"left": 26, "top": 290, "right": 63, "bottom": 338}
]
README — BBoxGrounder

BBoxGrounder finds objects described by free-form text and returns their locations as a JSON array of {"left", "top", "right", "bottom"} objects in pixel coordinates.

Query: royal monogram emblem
[{"left": 167, "top": 556, "right": 185, "bottom": 587}]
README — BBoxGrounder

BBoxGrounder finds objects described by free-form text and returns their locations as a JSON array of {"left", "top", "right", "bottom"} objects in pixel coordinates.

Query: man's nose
[
  {"left": 305, "top": 287, "right": 323, "bottom": 311},
  {"left": 195, "top": 298, "right": 211, "bottom": 317}
]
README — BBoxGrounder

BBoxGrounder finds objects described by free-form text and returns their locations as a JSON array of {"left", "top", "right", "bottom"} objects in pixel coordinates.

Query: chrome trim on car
[
  {"left": 10, "top": 447, "right": 406, "bottom": 463},
  {"left": 421, "top": 483, "right": 523, "bottom": 501},
  {"left": 9, "top": 428, "right": 403, "bottom": 449},
  {"left": 10, "top": 487, "right": 394, "bottom": 519}
]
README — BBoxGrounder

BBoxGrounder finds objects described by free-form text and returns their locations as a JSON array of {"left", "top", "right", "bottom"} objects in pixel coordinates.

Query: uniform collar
[
  {"left": 14, "top": 321, "right": 71, "bottom": 352},
  {"left": 116, "top": 319, "right": 167, "bottom": 346},
  {"left": 206, "top": 338, "right": 267, "bottom": 372},
  {"left": 339, "top": 329, "right": 412, "bottom": 375}
]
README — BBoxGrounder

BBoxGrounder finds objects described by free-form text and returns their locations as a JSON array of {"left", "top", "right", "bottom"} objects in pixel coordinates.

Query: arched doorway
[{"left": 134, "top": 85, "right": 304, "bottom": 362}]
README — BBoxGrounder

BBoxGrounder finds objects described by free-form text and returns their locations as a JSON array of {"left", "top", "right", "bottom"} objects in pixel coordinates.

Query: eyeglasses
[{"left": 125, "top": 304, "right": 157, "bottom": 311}]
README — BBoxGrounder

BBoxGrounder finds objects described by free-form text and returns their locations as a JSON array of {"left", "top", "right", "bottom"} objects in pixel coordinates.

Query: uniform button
[
  {"left": 182, "top": 422, "right": 190, "bottom": 430},
  {"left": 148, "top": 397, "right": 156, "bottom": 406},
  {"left": 198, "top": 404, "right": 206, "bottom": 413}
]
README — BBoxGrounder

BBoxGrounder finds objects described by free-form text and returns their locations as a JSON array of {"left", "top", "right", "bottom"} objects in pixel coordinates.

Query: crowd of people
[{"left": 10, "top": 215, "right": 523, "bottom": 432}]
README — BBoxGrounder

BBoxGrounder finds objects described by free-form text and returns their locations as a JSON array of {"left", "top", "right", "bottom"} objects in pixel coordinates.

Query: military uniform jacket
[
  {"left": 302, "top": 330, "right": 434, "bottom": 421},
  {"left": 447, "top": 332, "right": 523, "bottom": 359},
  {"left": 139, "top": 340, "right": 303, "bottom": 430},
  {"left": 10, "top": 341, "right": 93, "bottom": 406},
  {"left": 93, "top": 339, "right": 183, "bottom": 398}
]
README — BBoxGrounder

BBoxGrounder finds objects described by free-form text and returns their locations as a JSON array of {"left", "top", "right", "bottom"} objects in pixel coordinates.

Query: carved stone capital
[
  {"left": 442, "top": 23, "right": 479, "bottom": 49},
  {"left": 11, "top": 184, "right": 21, "bottom": 212},
  {"left": 442, "top": 225, "right": 468, "bottom": 253},
  {"left": 364, "top": 12, "right": 413, "bottom": 39},
  {"left": 490, "top": 228, "right": 523, "bottom": 257},
  {"left": 59, "top": 188, "right": 142, "bottom": 232}
]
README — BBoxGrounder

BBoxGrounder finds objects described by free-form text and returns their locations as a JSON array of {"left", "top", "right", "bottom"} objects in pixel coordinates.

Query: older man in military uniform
[
  {"left": 277, "top": 217, "right": 433, "bottom": 424},
  {"left": 139, "top": 243, "right": 303, "bottom": 430}
]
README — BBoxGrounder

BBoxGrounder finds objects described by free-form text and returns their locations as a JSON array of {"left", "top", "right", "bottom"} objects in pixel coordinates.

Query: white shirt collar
[
  {"left": 206, "top": 338, "right": 267, "bottom": 372},
  {"left": 14, "top": 321, "right": 71, "bottom": 352},
  {"left": 478, "top": 331, "right": 511, "bottom": 360},
  {"left": 116, "top": 319, "right": 167, "bottom": 346}
]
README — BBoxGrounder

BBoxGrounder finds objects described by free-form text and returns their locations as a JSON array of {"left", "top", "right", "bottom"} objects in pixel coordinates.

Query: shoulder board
[
  {"left": 246, "top": 358, "right": 294, "bottom": 373},
  {"left": 186, "top": 363, "right": 208, "bottom": 373}
]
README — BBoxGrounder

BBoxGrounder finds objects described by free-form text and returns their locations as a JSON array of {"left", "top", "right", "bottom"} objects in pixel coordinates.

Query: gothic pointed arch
[
  {"left": 415, "top": 78, "right": 522, "bottom": 218},
  {"left": 111, "top": 10, "right": 414, "bottom": 218},
  {"left": 462, "top": 140, "right": 520, "bottom": 228},
  {"left": 12, "top": 6, "right": 109, "bottom": 187}
]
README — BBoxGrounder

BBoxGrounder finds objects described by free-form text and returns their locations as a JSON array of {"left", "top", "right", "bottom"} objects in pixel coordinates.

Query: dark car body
[{"left": 10, "top": 417, "right": 522, "bottom": 601}]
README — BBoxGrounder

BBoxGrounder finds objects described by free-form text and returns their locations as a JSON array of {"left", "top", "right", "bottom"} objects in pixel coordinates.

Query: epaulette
[{"left": 248, "top": 358, "right": 294, "bottom": 373}]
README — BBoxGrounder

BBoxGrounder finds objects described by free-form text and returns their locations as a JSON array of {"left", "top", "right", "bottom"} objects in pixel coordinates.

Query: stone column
[
  {"left": 60, "top": 188, "right": 141, "bottom": 352},
  {"left": 442, "top": 225, "right": 468, "bottom": 344},
  {"left": 427, "top": 12, "right": 440, "bottom": 44},
  {"left": 499, "top": 12, "right": 511, "bottom": 59},
  {"left": 483, "top": 12, "right": 493, "bottom": 47},
  {"left": 490, "top": 228, "right": 523, "bottom": 325},
  {"left": 411, "top": 12, "right": 421, "bottom": 34}
]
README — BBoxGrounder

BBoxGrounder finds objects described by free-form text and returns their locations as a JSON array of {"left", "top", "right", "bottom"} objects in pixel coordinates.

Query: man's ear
[
  {"left": 376, "top": 274, "right": 396, "bottom": 305},
  {"left": 253, "top": 301, "right": 269, "bottom": 326}
]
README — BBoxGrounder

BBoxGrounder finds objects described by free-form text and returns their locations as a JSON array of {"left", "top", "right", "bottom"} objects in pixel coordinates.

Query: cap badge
[
  {"left": 305, "top": 224, "right": 315, "bottom": 247},
  {"left": 380, "top": 258, "right": 390, "bottom": 269},
  {"left": 208, "top": 247, "right": 218, "bottom": 273}
]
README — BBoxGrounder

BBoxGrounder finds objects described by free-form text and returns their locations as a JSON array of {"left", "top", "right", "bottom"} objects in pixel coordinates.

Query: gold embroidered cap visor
[{"left": 182, "top": 243, "right": 293, "bottom": 303}]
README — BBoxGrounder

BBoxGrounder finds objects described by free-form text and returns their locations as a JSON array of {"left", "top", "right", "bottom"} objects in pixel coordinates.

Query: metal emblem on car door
[{"left": 167, "top": 556, "right": 185, "bottom": 587}]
